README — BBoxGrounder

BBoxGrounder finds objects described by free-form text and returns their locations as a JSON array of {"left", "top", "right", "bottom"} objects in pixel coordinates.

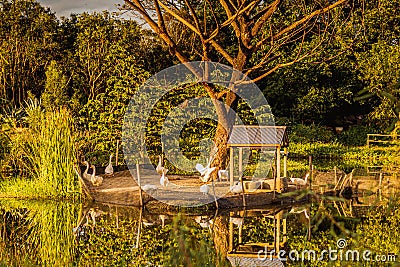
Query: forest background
[{"left": 0, "top": 0, "right": 399, "bottom": 173}]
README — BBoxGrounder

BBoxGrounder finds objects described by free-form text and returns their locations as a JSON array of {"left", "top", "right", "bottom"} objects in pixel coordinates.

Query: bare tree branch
[
  {"left": 124, "top": 0, "right": 190, "bottom": 63},
  {"left": 250, "top": 0, "right": 280, "bottom": 37}
]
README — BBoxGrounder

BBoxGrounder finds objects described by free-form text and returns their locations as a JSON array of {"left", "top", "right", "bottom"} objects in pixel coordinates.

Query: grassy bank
[
  {"left": 0, "top": 109, "right": 81, "bottom": 199},
  {"left": 289, "top": 142, "right": 399, "bottom": 171}
]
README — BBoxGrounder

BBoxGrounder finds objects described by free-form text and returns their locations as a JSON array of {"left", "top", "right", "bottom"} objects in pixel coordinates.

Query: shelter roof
[{"left": 227, "top": 125, "right": 288, "bottom": 148}]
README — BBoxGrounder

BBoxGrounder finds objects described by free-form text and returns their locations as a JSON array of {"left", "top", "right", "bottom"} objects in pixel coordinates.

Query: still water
[{"left": 1, "top": 195, "right": 399, "bottom": 266}]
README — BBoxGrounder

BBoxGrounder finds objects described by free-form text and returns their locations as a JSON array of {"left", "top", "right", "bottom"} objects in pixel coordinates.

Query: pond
[{"left": 1, "top": 193, "right": 399, "bottom": 266}]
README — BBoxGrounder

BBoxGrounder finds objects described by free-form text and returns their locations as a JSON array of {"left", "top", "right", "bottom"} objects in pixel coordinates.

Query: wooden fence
[{"left": 366, "top": 134, "right": 398, "bottom": 147}]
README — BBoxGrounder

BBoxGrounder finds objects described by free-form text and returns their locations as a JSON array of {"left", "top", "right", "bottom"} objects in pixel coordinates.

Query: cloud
[{"left": 37, "top": 0, "right": 122, "bottom": 18}]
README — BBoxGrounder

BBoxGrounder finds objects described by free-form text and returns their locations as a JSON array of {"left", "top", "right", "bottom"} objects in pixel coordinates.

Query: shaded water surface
[{"left": 0, "top": 194, "right": 399, "bottom": 266}]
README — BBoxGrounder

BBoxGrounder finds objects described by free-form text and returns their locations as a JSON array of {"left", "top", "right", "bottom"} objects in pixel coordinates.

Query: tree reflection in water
[{"left": 0, "top": 195, "right": 399, "bottom": 266}]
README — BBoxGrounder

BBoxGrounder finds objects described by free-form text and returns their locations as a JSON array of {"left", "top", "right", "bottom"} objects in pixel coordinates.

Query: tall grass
[
  {"left": 31, "top": 109, "right": 78, "bottom": 196},
  {"left": 0, "top": 108, "right": 80, "bottom": 199}
]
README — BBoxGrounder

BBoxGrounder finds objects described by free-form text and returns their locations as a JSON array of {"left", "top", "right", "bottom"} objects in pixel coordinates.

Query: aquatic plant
[{"left": 0, "top": 108, "right": 80, "bottom": 199}]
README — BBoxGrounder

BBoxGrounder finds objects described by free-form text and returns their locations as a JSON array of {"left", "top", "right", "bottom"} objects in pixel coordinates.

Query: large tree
[
  {"left": 122, "top": 0, "right": 352, "bottom": 169},
  {"left": 0, "top": 0, "right": 59, "bottom": 107},
  {"left": 352, "top": 0, "right": 400, "bottom": 131}
]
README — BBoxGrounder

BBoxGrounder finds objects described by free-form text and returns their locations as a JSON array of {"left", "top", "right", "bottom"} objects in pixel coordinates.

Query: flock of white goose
[
  {"left": 152, "top": 153, "right": 243, "bottom": 195},
  {"left": 82, "top": 154, "right": 114, "bottom": 186},
  {"left": 82, "top": 152, "right": 309, "bottom": 194}
]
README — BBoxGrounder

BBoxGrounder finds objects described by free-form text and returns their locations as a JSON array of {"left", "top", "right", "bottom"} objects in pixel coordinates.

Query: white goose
[
  {"left": 142, "top": 184, "right": 158, "bottom": 192},
  {"left": 289, "top": 207, "right": 309, "bottom": 219},
  {"left": 159, "top": 214, "right": 168, "bottom": 228},
  {"left": 105, "top": 154, "right": 114, "bottom": 176},
  {"left": 160, "top": 169, "right": 169, "bottom": 187},
  {"left": 217, "top": 170, "right": 229, "bottom": 182},
  {"left": 229, "top": 217, "right": 244, "bottom": 227},
  {"left": 230, "top": 181, "right": 243, "bottom": 194},
  {"left": 82, "top": 161, "right": 91, "bottom": 181},
  {"left": 90, "top": 165, "right": 103, "bottom": 186},
  {"left": 289, "top": 172, "right": 310, "bottom": 188},
  {"left": 156, "top": 155, "right": 168, "bottom": 175},
  {"left": 195, "top": 216, "right": 213, "bottom": 230},
  {"left": 196, "top": 159, "right": 216, "bottom": 183},
  {"left": 200, "top": 184, "right": 210, "bottom": 195},
  {"left": 142, "top": 219, "right": 155, "bottom": 227}
]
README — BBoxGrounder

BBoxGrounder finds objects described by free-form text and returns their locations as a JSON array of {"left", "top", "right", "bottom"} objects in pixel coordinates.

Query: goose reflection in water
[{"left": 73, "top": 207, "right": 105, "bottom": 238}]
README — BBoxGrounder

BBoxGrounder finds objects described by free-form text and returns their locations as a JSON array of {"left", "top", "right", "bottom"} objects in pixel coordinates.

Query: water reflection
[
  {"left": 0, "top": 200, "right": 79, "bottom": 266},
  {"left": 0, "top": 195, "right": 399, "bottom": 266}
]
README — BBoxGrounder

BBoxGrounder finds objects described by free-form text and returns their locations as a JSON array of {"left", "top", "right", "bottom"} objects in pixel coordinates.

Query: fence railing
[{"left": 366, "top": 134, "right": 398, "bottom": 147}]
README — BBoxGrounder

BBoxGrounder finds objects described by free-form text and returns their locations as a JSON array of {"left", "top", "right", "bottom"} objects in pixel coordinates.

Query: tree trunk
[{"left": 211, "top": 90, "right": 239, "bottom": 175}]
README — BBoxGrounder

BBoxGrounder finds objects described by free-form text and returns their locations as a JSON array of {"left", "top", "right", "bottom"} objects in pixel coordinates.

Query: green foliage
[
  {"left": 70, "top": 11, "right": 144, "bottom": 100},
  {"left": 63, "top": 12, "right": 153, "bottom": 165},
  {"left": 337, "top": 125, "right": 376, "bottom": 146},
  {"left": 349, "top": 203, "right": 400, "bottom": 265},
  {"left": 0, "top": 0, "right": 59, "bottom": 107},
  {"left": 349, "top": 0, "right": 400, "bottom": 131},
  {"left": 356, "top": 41, "right": 400, "bottom": 131},
  {"left": 77, "top": 51, "right": 149, "bottom": 165},
  {"left": 289, "top": 141, "right": 400, "bottom": 172},
  {"left": 41, "top": 61, "right": 69, "bottom": 111},
  {"left": 288, "top": 124, "right": 336, "bottom": 144},
  {"left": 261, "top": 34, "right": 362, "bottom": 125},
  {"left": 286, "top": 198, "right": 400, "bottom": 267},
  {"left": 295, "top": 86, "right": 353, "bottom": 123},
  {"left": 29, "top": 109, "right": 79, "bottom": 197}
]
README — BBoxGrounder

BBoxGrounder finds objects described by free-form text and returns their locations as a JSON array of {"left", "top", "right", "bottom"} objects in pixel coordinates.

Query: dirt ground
[{"left": 80, "top": 168, "right": 305, "bottom": 209}]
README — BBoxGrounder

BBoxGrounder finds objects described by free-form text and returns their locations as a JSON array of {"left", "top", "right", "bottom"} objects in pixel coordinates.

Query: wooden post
[
  {"left": 161, "top": 141, "right": 164, "bottom": 163},
  {"left": 238, "top": 147, "right": 243, "bottom": 178},
  {"left": 334, "top": 166, "right": 337, "bottom": 185},
  {"left": 308, "top": 211, "right": 311, "bottom": 241},
  {"left": 309, "top": 155, "right": 313, "bottom": 191},
  {"left": 136, "top": 163, "right": 143, "bottom": 206},
  {"left": 283, "top": 218, "right": 287, "bottom": 243},
  {"left": 115, "top": 206, "right": 119, "bottom": 229},
  {"left": 241, "top": 178, "right": 246, "bottom": 207},
  {"left": 275, "top": 212, "right": 281, "bottom": 253},
  {"left": 276, "top": 146, "right": 281, "bottom": 193},
  {"left": 229, "top": 216, "right": 234, "bottom": 251},
  {"left": 238, "top": 149, "right": 246, "bottom": 207},
  {"left": 136, "top": 207, "right": 143, "bottom": 249},
  {"left": 272, "top": 159, "right": 276, "bottom": 199},
  {"left": 115, "top": 140, "right": 120, "bottom": 166},
  {"left": 230, "top": 147, "right": 234, "bottom": 187},
  {"left": 283, "top": 147, "right": 288, "bottom": 178},
  {"left": 238, "top": 224, "right": 243, "bottom": 244}
]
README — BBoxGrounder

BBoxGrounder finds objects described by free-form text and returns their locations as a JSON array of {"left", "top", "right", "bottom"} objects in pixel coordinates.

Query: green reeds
[
  {"left": 31, "top": 109, "right": 78, "bottom": 197},
  {"left": 0, "top": 108, "right": 80, "bottom": 199}
]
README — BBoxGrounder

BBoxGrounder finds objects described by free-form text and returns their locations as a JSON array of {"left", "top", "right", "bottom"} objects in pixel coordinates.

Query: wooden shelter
[
  {"left": 227, "top": 209, "right": 286, "bottom": 267},
  {"left": 227, "top": 125, "right": 289, "bottom": 193}
]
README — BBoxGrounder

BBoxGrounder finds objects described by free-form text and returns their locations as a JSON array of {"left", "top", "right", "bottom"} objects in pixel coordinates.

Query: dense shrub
[
  {"left": 288, "top": 124, "right": 336, "bottom": 144},
  {"left": 337, "top": 125, "right": 376, "bottom": 146}
]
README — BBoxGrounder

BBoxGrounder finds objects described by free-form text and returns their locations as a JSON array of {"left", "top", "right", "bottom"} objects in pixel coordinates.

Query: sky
[{"left": 37, "top": 0, "right": 122, "bottom": 18}]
